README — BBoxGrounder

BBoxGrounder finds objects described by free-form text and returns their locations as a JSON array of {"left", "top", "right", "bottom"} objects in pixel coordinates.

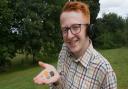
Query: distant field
[
  {"left": 0, "top": 63, "right": 56, "bottom": 89},
  {"left": 99, "top": 47, "right": 128, "bottom": 89},
  {"left": 0, "top": 67, "right": 49, "bottom": 89},
  {"left": 0, "top": 47, "right": 128, "bottom": 89}
]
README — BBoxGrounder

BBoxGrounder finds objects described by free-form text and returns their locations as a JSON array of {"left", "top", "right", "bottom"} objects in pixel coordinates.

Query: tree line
[
  {"left": 0, "top": 0, "right": 127, "bottom": 70},
  {"left": 94, "top": 13, "right": 128, "bottom": 49}
]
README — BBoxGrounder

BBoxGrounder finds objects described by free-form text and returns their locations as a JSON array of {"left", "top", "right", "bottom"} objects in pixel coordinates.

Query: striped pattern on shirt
[{"left": 50, "top": 43, "right": 117, "bottom": 89}]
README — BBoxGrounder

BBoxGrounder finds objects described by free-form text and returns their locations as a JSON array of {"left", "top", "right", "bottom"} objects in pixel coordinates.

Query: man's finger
[{"left": 38, "top": 61, "right": 50, "bottom": 68}]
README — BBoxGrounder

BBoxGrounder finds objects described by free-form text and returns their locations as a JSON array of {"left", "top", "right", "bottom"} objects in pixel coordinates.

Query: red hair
[{"left": 61, "top": 1, "right": 90, "bottom": 22}]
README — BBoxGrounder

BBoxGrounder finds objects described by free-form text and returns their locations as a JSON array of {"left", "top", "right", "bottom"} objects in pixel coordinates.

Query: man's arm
[{"left": 101, "top": 71, "right": 117, "bottom": 89}]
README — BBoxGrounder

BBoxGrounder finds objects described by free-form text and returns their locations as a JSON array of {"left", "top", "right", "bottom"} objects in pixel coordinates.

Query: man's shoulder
[
  {"left": 90, "top": 48, "right": 114, "bottom": 73},
  {"left": 58, "top": 43, "right": 69, "bottom": 62},
  {"left": 59, "top": 43, "right": 68, "bottom": 56}
]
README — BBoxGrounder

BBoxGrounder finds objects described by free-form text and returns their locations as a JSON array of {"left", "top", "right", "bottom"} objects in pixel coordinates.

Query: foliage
[
  {"left": 0, "top": 0, "right": 64, "bottom": 66},
  {"left": 0, "top": 0, "right": 16, "bottom": 70},
  {"left": 0, "top": 0, "right": 100, "bottom": 68},
  {"left": 85, "top": 0, "right": 100, "bottom": 23},
  {"left": 94, "top": 13, "right": 128, "bottom": 49}
]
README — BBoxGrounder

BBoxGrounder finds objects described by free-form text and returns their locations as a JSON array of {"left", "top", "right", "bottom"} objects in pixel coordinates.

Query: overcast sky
[{"left": 98, "top": 0, "right": 128, "bottom": 18}]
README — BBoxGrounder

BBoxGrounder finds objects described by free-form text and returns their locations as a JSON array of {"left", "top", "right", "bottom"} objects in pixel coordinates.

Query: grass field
[
  {"left": 0, "top": 62, "right": 57, "bottom": 89},
  {"left": 0, "top": 67, "right": 49, "bottom": 89},
  {"left": 0, "top": 47, "right": 128, "bottom": 89},
  {"left": 99, "top": 47, "right": 128, "bottom": 89}
]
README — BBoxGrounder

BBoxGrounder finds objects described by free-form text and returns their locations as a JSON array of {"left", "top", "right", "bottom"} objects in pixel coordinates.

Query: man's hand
[{"left": 33, "top": 61, "right": 60, "bottom": 85}]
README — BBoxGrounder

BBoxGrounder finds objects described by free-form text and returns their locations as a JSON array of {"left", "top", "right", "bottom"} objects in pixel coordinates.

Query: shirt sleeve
[
  {"left": 49, "top": 60, "right": 63, "bottom": 89},
  {"left": 49, "top": 44, "right": 66, "bottom": 89},
  {"left": 101, "top": 71, "right": 117, "bottom": 89},
  {"left": 49, "top": 79, "right": 63, "bottom": 89},
  {"left": 49, "top": 59, "right": 64, "bottom": 89}
]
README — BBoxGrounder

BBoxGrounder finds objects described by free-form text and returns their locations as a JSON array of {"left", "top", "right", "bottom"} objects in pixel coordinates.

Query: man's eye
[
  {"left": 64, "top": 29, "right": 67, "bottom": 32},
  {"left": 72, "top": 25, "right": 80, "bottom": 30},
  {"left": 62, "top": 28, "right": 67, "bottom": 33},
  {"left": 72, "top": 24, "right": 80, "bottom": 28}
]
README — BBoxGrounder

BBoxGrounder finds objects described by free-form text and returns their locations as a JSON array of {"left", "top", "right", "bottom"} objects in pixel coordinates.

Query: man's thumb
[{"left": 38, "top": 61, "right": 49, "bottom": 68}]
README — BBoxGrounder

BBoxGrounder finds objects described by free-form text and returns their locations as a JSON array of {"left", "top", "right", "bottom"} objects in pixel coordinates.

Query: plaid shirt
[{"left": 50, "top": 43, "right": 117, "bottom": 89}]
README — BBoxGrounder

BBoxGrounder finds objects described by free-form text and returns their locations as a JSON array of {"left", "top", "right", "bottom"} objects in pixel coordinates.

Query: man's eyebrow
[{"left": 62, "top": 26, "right": 70, "bottom": 28}]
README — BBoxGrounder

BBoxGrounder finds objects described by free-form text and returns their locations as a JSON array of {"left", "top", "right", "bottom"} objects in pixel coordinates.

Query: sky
[{"left": 98, "top": 0, "right": 128, "bottom": 18}]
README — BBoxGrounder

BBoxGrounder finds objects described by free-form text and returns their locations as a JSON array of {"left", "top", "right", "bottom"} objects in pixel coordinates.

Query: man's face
[{"left": 60, "top": 11, "right": 89, "bottom": 55}]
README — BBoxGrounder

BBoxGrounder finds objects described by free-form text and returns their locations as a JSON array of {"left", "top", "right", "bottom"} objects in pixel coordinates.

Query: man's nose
[{"left": 67, "top": 29, "right": 74, "bottom": 39}]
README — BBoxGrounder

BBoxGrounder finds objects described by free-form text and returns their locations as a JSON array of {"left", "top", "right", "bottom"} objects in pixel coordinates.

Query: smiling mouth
[{"left": 68, "top": 40, "right": 79, "bottom": 47}]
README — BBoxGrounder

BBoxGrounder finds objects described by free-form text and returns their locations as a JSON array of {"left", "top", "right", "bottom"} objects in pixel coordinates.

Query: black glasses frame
[{"left": 61, "top": 24, "right": 88, "bottom": 36}]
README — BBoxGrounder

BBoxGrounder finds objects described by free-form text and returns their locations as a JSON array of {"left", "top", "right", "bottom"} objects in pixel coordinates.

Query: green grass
[
  {"left": 0, "top": 66, "right": 49, "bottom": 89},
  {"left": 0, "top": 47, "right": 128, "bottom": 89},
  {"left": 0, "top": 61, "right": 57, "bottom": 89},
  {"left": 99, "top": 47, "right": 128, "bottom": 89},
  {"left": 0, "top": 53, "right": 57, "bottom": 89}
]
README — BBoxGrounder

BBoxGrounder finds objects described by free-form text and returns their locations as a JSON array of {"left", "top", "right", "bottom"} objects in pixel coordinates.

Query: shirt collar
[
  {"left": 65, "top": 40, "right": 94, "bottom": 68},
  {"left": 73, "top": 41, "right": 94, "bottom": 68},
  {"left": 79, "top": 42, "right": 94, "bottom": 68}
]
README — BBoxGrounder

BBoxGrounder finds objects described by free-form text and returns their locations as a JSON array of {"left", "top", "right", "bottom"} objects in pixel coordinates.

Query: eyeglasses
[{"left": 61, "top": 24, "right": 88, "bottom": 36}]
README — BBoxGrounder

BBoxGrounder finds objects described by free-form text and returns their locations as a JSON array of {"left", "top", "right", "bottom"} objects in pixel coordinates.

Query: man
[{"left": 33, "top": 1, "right": 117, "bottom": 89}]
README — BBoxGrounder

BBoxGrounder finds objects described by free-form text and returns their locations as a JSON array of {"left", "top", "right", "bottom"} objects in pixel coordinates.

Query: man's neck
[{"left": 75, "top": 37, "right": 90, "bottom": 58}]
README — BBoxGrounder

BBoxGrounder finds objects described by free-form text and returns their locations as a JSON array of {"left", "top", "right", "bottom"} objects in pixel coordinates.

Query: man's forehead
[
  {"left": 60, "top": 11, "right": 82, "bottom": 18},
  {"left": 60, "top": 11, "right": 89, "bottom": 27}
]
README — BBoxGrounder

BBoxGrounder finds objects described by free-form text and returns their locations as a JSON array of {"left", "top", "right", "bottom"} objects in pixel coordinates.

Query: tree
[
  {"left": 8, "top": 0, "right": 65, "bottom": 63},
  {"left": 0, "top": 0, "right": 101, "bottom": 68},
  {"left": 122, "top": 17, "right": 128, "bottom": 46},
  {"left": 0, "top": 0, "right": 17, "bottom": 70},
  {"left": 95, "top": 13, "right": 126, "bottom": 49}
]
